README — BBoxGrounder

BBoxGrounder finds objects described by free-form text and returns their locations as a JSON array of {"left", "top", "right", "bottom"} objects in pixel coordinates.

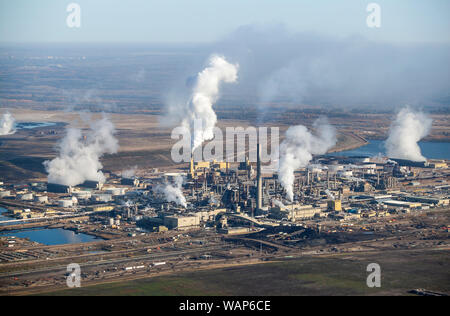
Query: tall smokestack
[{"left": 257, "top": 142, "right": 262, "bottom": 212}]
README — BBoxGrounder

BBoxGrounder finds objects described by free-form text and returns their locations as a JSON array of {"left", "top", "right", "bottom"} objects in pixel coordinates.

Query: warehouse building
[
  {"left": 163, "top": 215, "right": 200, "bottom": 230},
  {"left": 269, "top": 203, "right": 322, "bottom": 221},
  {"left": 382, "top": 200, "right": 422, "bottom": 209},
  {"left": 47, "top": 183, "right": 72, "bottom": 194},
  {"left": 404, "top": 195, "right": 449, "bottom": 206}
]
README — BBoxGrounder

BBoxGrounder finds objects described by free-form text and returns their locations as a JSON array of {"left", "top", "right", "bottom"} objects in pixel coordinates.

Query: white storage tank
[
  {"left": 0, "top": 190, "right": 11, "bottom": 198},
  {"left": 73, "top": 191, "right": 92, "bottom": 199},
  {"left": 338, "top": 170, "right": 353, "bottom": 177},
  {"left": 93, "top": 194, "right": 113, "bottom": 202},
  {"left": 19, "top": 193, "right": 34, "bottom": 201},
  {"left": 58, "top": 199, "right": 73, "bottom": 208},
  {"left": 307, "top": 165, "right": 323, "bottom": 174},
  {"left": 106, "top": 187, "right": 125, "bottom": 196},
  {"left": 328, "top": 165, "right": 344, "bottom": 173},
  {"left": 35, "top": 195, "right": 48, "bottom": 203}
]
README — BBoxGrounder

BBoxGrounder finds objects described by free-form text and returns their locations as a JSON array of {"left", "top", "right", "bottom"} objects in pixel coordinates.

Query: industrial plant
[
  {"left": 0, "top": 0, "right": 449, "bottom": 297},
  {"left": 0, "top": 134, "right": 449, "bottom": 295}
]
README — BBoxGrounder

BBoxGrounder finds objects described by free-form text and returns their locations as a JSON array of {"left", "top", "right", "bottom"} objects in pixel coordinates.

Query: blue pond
[
  {"left": 329, "top": 140, "right": 450, "bottom": 160},
  {"left": 0, "top": 208, "right": 101, "bottom": 245},
  {"left": 0, "top": 228, "right": 101, "bottom": 245},
  {"left": 16, "top": 122, "right": 57, "bottom": 129}
]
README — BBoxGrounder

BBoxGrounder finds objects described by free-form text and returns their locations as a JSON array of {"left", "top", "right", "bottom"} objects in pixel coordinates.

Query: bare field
[{"left": 39, "top": 249, "right": 450, "bottom": 296}]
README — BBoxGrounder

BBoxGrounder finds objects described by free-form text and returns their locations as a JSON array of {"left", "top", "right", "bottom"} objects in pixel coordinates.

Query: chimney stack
[{"left": 257, "top": 142, "right": 262, "bottom": 213}]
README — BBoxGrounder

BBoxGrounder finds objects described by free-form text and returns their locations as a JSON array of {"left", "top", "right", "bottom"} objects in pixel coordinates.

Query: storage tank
[
  {"left": 35, "top": 195, "right": 48, "bottom": 203},
  {"left": 109, "top": 218, "right": 115, "bottom": 226},
  {"left": 115, "top": 219, "right": 120, "bottom": 226},
  {"left": 0, "top": 191, "right": 11, "bottom": 198},
  {"left": 106, "top": 187, "right": 125, "bottom": 196},
  {"left": 58, "top": 199, "right": 73, "bottom": 208},
  {"left": 73, "top": 191, "right": 91, "bottom": 199},
  {"left": 93, "top": 194, "right": 112, "bottom": 202},
  {"left": 20, "top": 193, "right": 33, "bottom": 201},
  {"left": 338, "top": 170, "right": 353, "bottom": 177},
  {"left": 328, "top": 165, "right": 344, "bottom": 173}
]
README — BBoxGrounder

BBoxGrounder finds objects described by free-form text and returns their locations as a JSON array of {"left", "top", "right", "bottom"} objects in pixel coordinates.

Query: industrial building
[{"left": 163, "top": 215, "right": 200, "bottom": 230}]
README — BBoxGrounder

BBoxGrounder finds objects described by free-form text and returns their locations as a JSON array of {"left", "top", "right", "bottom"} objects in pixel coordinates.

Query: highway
[{"left": 0, "top": 244, "right": 230, "bottom": 279}]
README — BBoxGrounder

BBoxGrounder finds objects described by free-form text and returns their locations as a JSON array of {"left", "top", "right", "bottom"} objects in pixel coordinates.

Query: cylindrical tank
[
  {"left": 73, "top": 191, "right": 91, "bottom": 199},
  {"left": 20, "top": 193, "right": 33, "bottom": 201},
  {"left": 58, "top": 199, "right": 73, "bottom": 208},
  {"left": 93, "top": 194, "right": 112, "bottom": 202},
  {"left": 328, "top": 165, "right": 344, "bottom": 172},
  {"left": 106, "top": 187, "right": 125, "bottom": 196},
  {"left": 35, "top": 195, "right": 48, "bottom": 203},
  {"left": 0, "top": 191, "right": 11, "bottom": 198},
  {"left": 115, "top": 219, "right": 120, "bottom": 226},
  {"left": 339, "top": 170, "right": 353, "bottom": 177}
]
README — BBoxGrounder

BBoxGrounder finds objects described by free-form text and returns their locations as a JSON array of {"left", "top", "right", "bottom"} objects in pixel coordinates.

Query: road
[{"left": 0, "top": 244, "right": 230, "bottom": 279}]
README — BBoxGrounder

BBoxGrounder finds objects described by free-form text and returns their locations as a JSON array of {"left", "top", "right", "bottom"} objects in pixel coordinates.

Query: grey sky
[{"left": 0, "top": 0, "right": 449, "bottom": 43}]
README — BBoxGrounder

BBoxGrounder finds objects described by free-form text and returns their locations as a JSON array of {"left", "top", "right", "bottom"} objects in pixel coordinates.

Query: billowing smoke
[
  {"left": 273, "top": 199, "right": 285, "bottom": 208},
  {"left": 122, "top": 200, "right": 134, "bottom": 207},
  {"left": 122, "top": 166, "right": 137, "bottom": 178},
  {"left": 214, "top": 25, "right": 450, "bottom": 111},
  {"left": 325, "top": 189, "right": 335, "bottom": 200},
  {"left": 44, "top": 117, "right": 119, "bottom": 186},
  {"left": 187, "top": 55, "right": 238, "bottom": 151},
  {"left": 153, "top": 175, "right": 187, "bottom": 208},
  {"left": 209, "top": 196, "right": 219, "bottom": 206},
  {"left": 278, "top": 117, "right": 336, "bottom": 201},
  {"left": 385, "top": 107, "right": 432, "bottom": 162},
  {"left": 166, "top": 55, "right": 238, "bottom": 152},
  {"left": 0, "top": 112, "right": 16, "bottom": 135}
]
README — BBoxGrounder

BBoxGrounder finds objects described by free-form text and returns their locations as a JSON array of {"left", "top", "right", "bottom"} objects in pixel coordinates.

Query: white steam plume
[
  {"left": 154, "top": 175, "right": 187, "bottom": 208},
  {"left": 122, "top": 166, "right": 137, "bottom": 178},
  {"left": 385, "top": 107, "right": 432, "bottom": 162},
  {"left": 273, "top": 199, "right": 285, "bottom": 208},
  {"left": 44, "top": 117, "right": 119, "bottom": 186},
  {"left": 181, "top": 55, "right": 238, "bottom": 152},
  {"left": 278, "top": 117, "right": 336, "bottom": 202},
  {"left": 325, "top": 189, "right": 335, "bottom": 200},
  {"left": 0, "top": 112, "right": 16, "bottom": 135}
]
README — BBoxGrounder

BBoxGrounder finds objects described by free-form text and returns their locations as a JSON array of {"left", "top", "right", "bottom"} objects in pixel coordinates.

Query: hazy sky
[{"left": 0, "top": 0, "right": 449, "bottom": 43}]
